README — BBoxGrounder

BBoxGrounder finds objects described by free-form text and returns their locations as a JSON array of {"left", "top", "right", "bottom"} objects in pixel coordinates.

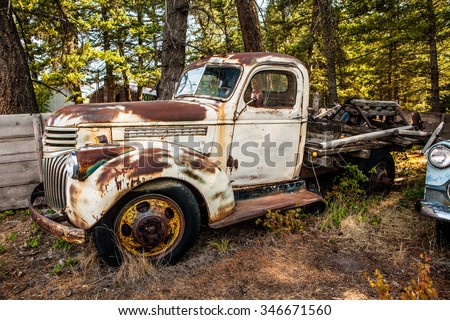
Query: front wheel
[
  {"left": 93, "top": 183, "right": 201, "bottom": 267},
  {"left": 358, "top": 150, "right": 395, "bottom": 196}
]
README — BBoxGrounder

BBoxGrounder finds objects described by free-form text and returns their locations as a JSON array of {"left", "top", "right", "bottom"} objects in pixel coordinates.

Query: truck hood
[{"left": 47, "top": 100, "right": 218, "bottom": 127}]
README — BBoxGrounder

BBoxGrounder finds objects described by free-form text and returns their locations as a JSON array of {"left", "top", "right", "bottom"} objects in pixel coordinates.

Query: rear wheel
[
  {"left": 93, "top": 183, "right": 201, "bottom": 267},
  {"left": 358, "top": 150, "right": 395, "bottom": 196}
]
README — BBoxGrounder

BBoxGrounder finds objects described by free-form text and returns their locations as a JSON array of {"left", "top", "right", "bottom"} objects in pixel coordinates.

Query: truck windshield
[{"left": 175, "top": 66, "right": 241, "bottom": 100}]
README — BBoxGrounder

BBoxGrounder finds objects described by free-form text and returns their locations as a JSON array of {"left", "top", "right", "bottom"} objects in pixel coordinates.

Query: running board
[{"left": 209, "top": 188, "right": 325, "bottom": 229}]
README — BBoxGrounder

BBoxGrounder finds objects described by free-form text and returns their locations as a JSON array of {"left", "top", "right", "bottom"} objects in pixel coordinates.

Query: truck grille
[
  {"left": 43, "top": 155, "right": 68, "bottom": 211},
  {"left": 124, "top": 126, "right": 207, "bottom": 139},
  {"left": 44, "top": 127, "right": 78, "bottom": 148}
]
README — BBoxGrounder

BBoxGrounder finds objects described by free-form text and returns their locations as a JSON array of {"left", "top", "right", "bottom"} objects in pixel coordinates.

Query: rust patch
[
  {"left": 180, "top": 168, "right": 206, "bottom": 184},
  {"left": 29, "top": 184, "right": 86, "bottom": 244},
  {"left": 77, "top": 146, "right": 134, "bottom": 179},
  {"left": 212, "top": 191, "right": 225, "bottom": 200},
  {"left": 180, "top": 150, "right": 217, "bottom": 174},
  {"left": 212, "top": 202, "right": 236, "bottom": 223},
  {"left": 48, "top": 100, "right": 208, "bottom": 125},
  {"left": 96, "top": 148, "right": 171, "bottom": 192},
  {"left": 69, "top": 184, "right": 80, "bottom": 210}
]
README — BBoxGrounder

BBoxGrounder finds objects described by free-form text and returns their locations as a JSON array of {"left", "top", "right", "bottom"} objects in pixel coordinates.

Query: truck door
[{"left": 227, "top": 66, "right": 304, "bottom": 187}]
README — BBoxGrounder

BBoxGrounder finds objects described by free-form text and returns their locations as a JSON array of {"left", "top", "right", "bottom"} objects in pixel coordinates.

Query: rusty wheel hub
[
  {"left": 116, "top": 195, "right": 184, "bottom": 258},
  {"left": 133, "top": 215, "right": 169, "bottom": 248},
  {"left": 370, "top": 163, "right": 392, "bottom": 192}
]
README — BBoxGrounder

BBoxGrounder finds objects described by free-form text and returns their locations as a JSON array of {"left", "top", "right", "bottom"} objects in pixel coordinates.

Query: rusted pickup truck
[{"left": 30, "top": 52, "right": 430, "bottom": 266}]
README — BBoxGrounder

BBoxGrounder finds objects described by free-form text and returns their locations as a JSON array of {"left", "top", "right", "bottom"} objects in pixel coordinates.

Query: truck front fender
[{"left": 65, "top": 141, "right": 235, "bottom": 229}]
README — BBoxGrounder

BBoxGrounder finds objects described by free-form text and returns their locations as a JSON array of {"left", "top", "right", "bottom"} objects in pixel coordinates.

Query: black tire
[
  {"left": 93, "top": 182, "right": 201, "bottom": 267},
  {"left": 358, "top": 150, "right": 395, "bottom": 196},
  {"left": 436, "top": 220, "right": 450, "bottom": 248}
]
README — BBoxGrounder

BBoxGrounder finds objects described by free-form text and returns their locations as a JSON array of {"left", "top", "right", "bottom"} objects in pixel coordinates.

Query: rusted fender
[
  {"left": 29, "top": 183, "right": 86, "bottom": 244},
  {"left": 65, "top": 141, "right": 235, "bottom": 230}
]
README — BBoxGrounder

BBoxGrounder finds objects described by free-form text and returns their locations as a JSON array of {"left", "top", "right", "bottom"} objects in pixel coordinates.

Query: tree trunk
[
  {"left": 235, "top": 0, "right": 264, "bottom": 52},
  {"left": 318, "top": 0, "right": 338, "bottom": 106},
  {"left": 0, "top": 1, "right": 38, "bottom": 114},
  {"left": 158, "top": 0, "right": 189, "bottom": 100},
  {"left": 307, "top": 0, "right": 320, "bottom": 75},
  {"left": 102, "top": 6, "right": 116, "bottom": 102},
  {"left": 427, "top": 0, "right": 440, "bottom": 112},
  {"left": 118, "top": 39, "right": 132, "bottom": 102},
  {"left": 137, "top": 5, "right": 144, "bottom": 101}
]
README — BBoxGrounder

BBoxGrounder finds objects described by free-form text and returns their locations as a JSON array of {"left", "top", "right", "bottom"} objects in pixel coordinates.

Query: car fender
[{"left": 65, "top": 141, "right": 235, "bottom": 229}]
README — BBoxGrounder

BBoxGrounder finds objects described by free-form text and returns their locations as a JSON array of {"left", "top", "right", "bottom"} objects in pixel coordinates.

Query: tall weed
[{"left": 321, "top": 165, "right": 380, "bottom": 228}]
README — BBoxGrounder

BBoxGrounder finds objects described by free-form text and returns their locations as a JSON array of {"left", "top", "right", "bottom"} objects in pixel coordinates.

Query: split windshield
[{"left": 175, "top": 66, "right": 241, "bottom": 100}]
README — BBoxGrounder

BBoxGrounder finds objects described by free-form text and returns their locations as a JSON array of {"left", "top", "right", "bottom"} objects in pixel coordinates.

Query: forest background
[{"left": 0, "top": 0, "right": 449, "bottom": 115}]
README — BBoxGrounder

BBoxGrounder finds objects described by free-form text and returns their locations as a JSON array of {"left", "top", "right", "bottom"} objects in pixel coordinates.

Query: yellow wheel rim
[{"left": 115, "top": 194, "right": 185, "bottom": 259}]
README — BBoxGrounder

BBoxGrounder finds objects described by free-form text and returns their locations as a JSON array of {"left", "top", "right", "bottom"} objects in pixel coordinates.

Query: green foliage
[
  {"left": 321, "top": 165, "right": 378, "bottom": 227},
  {"left": 7, "top": 232, "right": 18, "bottom": 241},
  {"left": 189, "top": 0, "right": 243, "bottom": 60},
  {"left": 50, "top": 263, "right": 63, "bottom": 276},
  {"left": 366, "top": 254, "right": 438, "bottom": 300},
  {"left": 33, "top": 83, "right": 52, "bottom": 113},
  {"left": 256, "top": 207, "right": 306, "bottom": 234},
  {"left": 27, "top": 222, "right": 43, "bottom": 248},
  {"left": 402, "top": 186, "right": 425, "bottom": 201},
  {"left": 53, "top": 239, "right": 73, "bottom": 251},
  {"left": 0, "top": 243, "right": 5, "bottom": 254},
  {"left": 50, "top": 258, "right": 79, "bottom": 276},
  {"left": 8, "top": 0, "right": 450, "bottom": 109},
  {"left": 2, "top": 210, "right": 15, "bottom": 216},
  {"left": 0, "top": 209, "right": 30, "bottom": 222},
  {"left": 209, "top": 238, "right": 232, "bottom": 251},
  {"left": 26, "top": 234, "right": 42, "bottom": 248}
]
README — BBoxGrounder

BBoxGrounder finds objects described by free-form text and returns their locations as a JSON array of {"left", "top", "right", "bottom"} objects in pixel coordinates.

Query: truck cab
[{"left": 30, "top": 52, "right": 325, "bottom": 266}]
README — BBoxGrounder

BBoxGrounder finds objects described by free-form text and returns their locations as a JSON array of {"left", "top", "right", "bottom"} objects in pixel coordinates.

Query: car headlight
[
  {"left": 429, "top": 145, "right": 450, "bottom": 168},
  {"left": 66, "top": 151, "right": 79, "bottom": 179}
]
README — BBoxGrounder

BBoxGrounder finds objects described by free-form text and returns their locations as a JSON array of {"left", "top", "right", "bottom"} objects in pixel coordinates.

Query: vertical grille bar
[{"left": 43, "top": 155, "right": 68, "bottom": 211}]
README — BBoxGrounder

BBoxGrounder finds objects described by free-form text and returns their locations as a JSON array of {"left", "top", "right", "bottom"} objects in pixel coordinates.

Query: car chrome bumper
[
  {"left": 416, "top": 199, "right": 450, "bottom": 223},
  {"left": 29, "top": 183, "right": 86, "bottom": 244}
]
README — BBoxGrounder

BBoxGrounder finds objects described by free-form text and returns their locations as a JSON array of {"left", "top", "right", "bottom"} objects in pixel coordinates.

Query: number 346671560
[{"left": 259, "top": 304, "right": 332, "bottom": 316}]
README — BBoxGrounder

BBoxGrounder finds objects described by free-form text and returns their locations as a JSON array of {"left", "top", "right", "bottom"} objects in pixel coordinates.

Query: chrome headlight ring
[
  {"left": 429, "top": 145, "right": 450, "bottom": 169},
  {"left": 66, "top": 150, "right": 79, "bottom": 179}
]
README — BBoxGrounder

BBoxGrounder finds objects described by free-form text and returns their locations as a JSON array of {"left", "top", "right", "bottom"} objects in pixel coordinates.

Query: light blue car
[{"left": 416, "top": 139, "right": 450, "bottom": 244}]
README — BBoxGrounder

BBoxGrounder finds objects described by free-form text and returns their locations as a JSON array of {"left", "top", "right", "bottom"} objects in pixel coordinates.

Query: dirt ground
[{"left": 1, "top": 154, "right": 450, "bottom": 300}]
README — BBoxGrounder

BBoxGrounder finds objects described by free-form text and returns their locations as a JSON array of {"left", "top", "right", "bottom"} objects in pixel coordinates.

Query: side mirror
[
  {"left": 234, "top": 89, "right": 264, "bottom": 121},
  {"left": 250, "top": 89, "right": 264, "bottom": 107}
]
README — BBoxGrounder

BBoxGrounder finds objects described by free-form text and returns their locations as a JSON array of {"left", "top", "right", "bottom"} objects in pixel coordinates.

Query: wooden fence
[
  {"left": 0, "top": 113, "right": 49, "bottom": 211},
  {"left": 0, "top": 111, "right": 449, "bottom": 212}
]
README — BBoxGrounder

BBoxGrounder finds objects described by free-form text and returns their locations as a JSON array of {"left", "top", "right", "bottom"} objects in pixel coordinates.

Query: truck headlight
[
  {"left": 429, "top": 145, "right": 450, "bottom": 168},
  {"left": 66, "top": 151, "right": 79, "bottom": 179}
]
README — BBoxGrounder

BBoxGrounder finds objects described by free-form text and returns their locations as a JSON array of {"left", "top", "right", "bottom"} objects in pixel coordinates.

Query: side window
[{"left": 244, "top": 70, "right": 297, "bottom": 108}]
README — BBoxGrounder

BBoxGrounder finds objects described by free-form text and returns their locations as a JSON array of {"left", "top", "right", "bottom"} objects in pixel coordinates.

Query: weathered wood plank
[
  {"left": 0, "top": 184, "right": 38, "bottom": 211},
  {"left": 0, "top": 160, "right": 40, "bottom": 188},
  {"left": 0, "top": 114, "right": 35, "bottom": 139},
  {"left": 32, "top": 114, "right": 44, "bottom": 181},
  {"left": 0, "top": 138, "right": 38, "bottom": 164}
]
